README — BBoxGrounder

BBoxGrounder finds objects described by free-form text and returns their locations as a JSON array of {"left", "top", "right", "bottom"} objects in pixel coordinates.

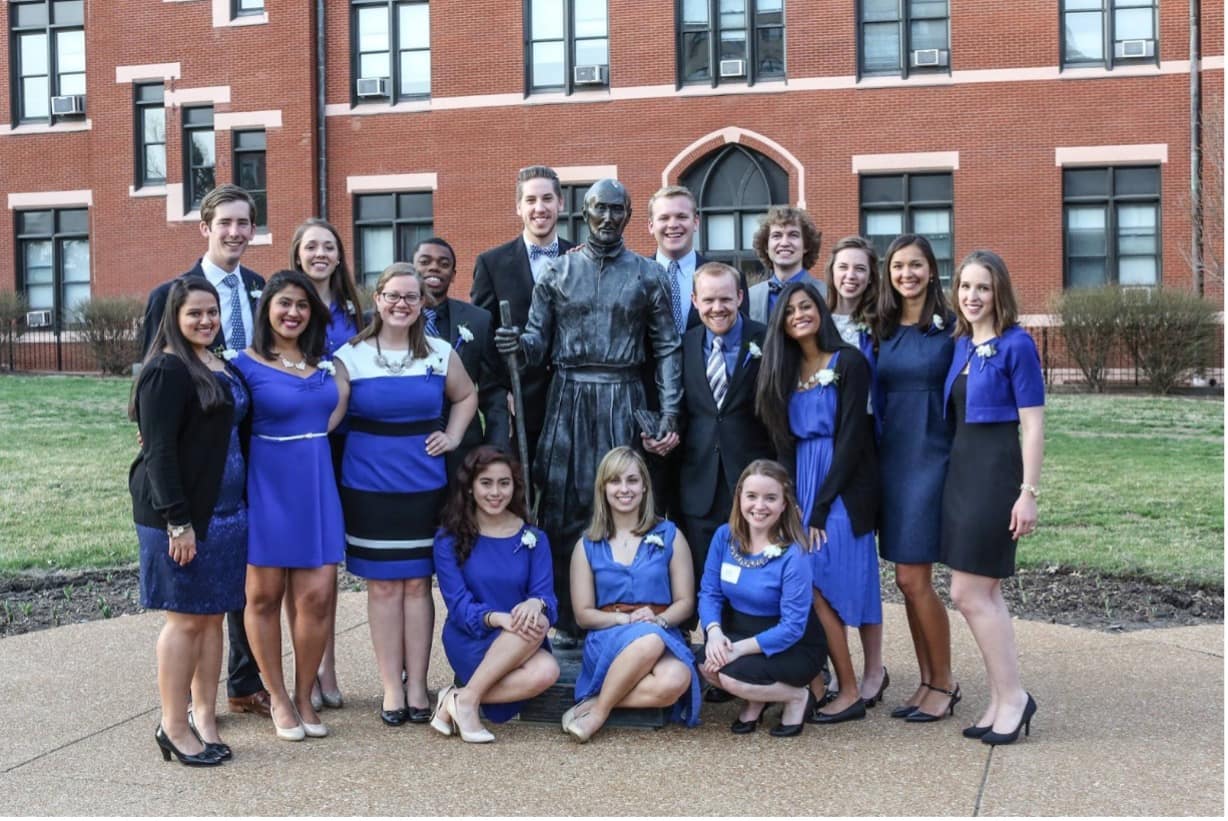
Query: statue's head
[{"left": 583, "top": 178, "right": 632, "bottom": 246}]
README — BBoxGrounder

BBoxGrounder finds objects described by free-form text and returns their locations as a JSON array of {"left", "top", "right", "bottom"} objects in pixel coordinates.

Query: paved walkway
[{"left": 0, "top": 592, "right": 1221, "bottom": 816}]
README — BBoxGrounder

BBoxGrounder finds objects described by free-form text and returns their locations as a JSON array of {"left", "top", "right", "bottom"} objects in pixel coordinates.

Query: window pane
[
  {"left": 63, "top": 283, "right": 91, "bottom": 315},
  {"left": 1118, "top": 256, "right": 1156, "bottom": 285},
  {"left": 62, "top": 238, "right": 90, "bottom": 282},
  {"left": 142, "top": 108, "right": 165, "bottom": 143},
  {"left": 682, "top": 0, "right": 709, "bottom": 25},
  {"left": 912, "top": 208, "right": 950, "bottom": 235},
  {"left": 574, "top": 38, "right": 608, "bottom": 66},
  {"left": 58, "top": 73, "right": 85, "bottom": 96},
  {"left": 359, "top": 52, "right": 391, "bottom": 79},
  {"left": 531, "top": 0, "right": 564, "bottom": 39},
  {"left": 756, "top": 27, "right": 785, "bottom": 76},
  {"left": 1117, "top": 204, "right": 1156, "bottom": 254},
  {"left": 358, "top": 6, "right": 389, "bottom": 51},
  {"left": 1066, "top": 0, "right": 1102, "bottom": 8},
  {"left": 1064, "top": 167, "right": 1109, "bottom": 197},
  {"left": 53, "top": 0, "right": 83, "bottom": 24},
  {"left": 24, "top": 242, "right": 53, "bottom": 283},
  {"left": 1066, "top": 206, "right": 1107, "bottom": 255},
  {"left": 908, "top": 173, "right": 952, "bottom": 202},
  {"left": 682, "top": 31, "right": 711, "bottom": 82},
  {"left": 865, "top": 211, "right": 904, "bottom": 237},
  {"left": 356, "top": 194, "right": 395, "bottom": 221},
  {"left": 1064, "top": 12, "right": 1104, "bottom": 61},
  {"left": 1114, "top": 166, "right": 1159, "bottom": 196},
  {"left": 756, "top": 0, "right": 783, "bottom": 25},
  {"left": 360, "top": 226, "right": 395, "bottom": 283},
  {"left": 719, "top": 29, "right": 747, "bottom": 61},
  {"left": 235, "top": 130, "right": 265, "bottom": 150},
  {"left": 136, "top": 83, "right": 164, "bottom": 104},
  {"left": 19, "top": 211, "right": 53, "bottom": 235},
  {"left": 15, "top": 3, "right": 49, "bottom": 26},
  {"left": 400, "top": 50, "right": 431, "bottom": 96},
  {"left": 861, "top": 175, "right": 904, "bottom": 204},
  {"left": 863, "top": 0, "right": 899, "bottom": 22},
  {"left": 719, "top": 0, "right": 747, "bottom": 29},
  {"left": 55, "top": 29, "right": 85, "bottom": 73},
  {"left": 27, "top": 285, "right": 55, "bottom": 311},
  {"left": 59, "top": 209, "right": 88, "bottom": 233},
  {"left": 909, "top": 0, "right": 947, "bottom": 16},
  {"left": 190, "top": 168, "right": 215, "bottom": 205},
  {"left": 399, "top": 3, "right": 430, "bottom": 50},
  {"left": 398, "top": 223, "right": 434, "bottom": 261},
  {"left": 741, "top": 213, "right": 765, "bottom": 247},
  {"left": 236, "top": 155, "right": 264, "bottom": 190},
  {"left": 910, "top": 18, "right": 947, "bottom": 51},
  {"left": 1114, "top": 8, "right": 1154, "bottom": 40},
  {"left": 706, "top": 214, "right": 736, "bottom": 250},
  {"left": 144, "top": 146, "right": 166, "bottom": 181},
  {"left": 191, "top": 132, "right": 215, "bottom": 169},
  {"left": 862, "top": 22, "right": 900, "bottom": 72},
  {"left": 574, "top": 0, "right": 607, "bottom": 37},
  {"left": 184, "top": 107, "right": 213, "bottom": 126},
  {"left": 397, "top": 192, "right": 433, "bottom": 218},
  {"left": 532, "top": 41, "right": 565, "bottom": 87},
  {"left": 22, "top": 77, "right": 50, "bottom": 119},
  {"left": 1068, "top": 258, "right": 1107, "bottom": 287},
  {"left": 20, "top": 33, "right": 49, "bottom": 76}
]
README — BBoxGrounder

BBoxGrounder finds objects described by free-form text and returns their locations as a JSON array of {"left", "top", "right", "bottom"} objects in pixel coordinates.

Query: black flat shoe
[
  {"left": 704, "top": 687, "right": 735, "bottom": 704},
  {"left": 380, "top": 707, "right": 410, "bottom": 726},
  {"left": 187, "top": 709, "right": 232, "bottom": 760},
  {"left": 769, "top": 721, "right": 803, "bottom": 738},
  {"left": 155, "top": 725, "right": 222, "bottom": 766},
  {"left": 863, "top": 667, "right": 890, "bottom": 708},
  {"left": 406, "top": 706, "right": 432, "bottom": 724},
  {"left": 963, "top": 723, "right": 993, "bottom": 739},
  {"left": 982, "top": 693, "right": 1037, "bottom": 746},
  {"left": 906, "top": 683, "right": 961, "bottom": 723},
  {"left": 811, "top": 699, "right": 868, "bottom": 725}
]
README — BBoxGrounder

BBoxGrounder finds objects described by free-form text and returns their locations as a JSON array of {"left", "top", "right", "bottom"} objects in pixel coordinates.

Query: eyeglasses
[{"left": 380, "top": 292, "right": 422, "bottom": 306}]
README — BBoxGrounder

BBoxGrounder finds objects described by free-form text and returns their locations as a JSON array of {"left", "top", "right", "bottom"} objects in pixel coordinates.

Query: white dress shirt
[{"left": 201, "top": 256, "right": 254, "bottom": 346}]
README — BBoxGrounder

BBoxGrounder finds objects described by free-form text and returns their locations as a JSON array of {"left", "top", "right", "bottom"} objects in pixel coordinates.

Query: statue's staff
[{"left": 498, "top": 300, "right": 532, "bottom": 512}]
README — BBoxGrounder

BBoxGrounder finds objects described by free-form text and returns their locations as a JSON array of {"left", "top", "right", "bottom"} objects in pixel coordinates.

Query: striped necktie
[
  {"left": 707, "top": 336, "right": 728, "bottom": 409},
  {"left": 424, "top": 307, "right": 440, "bottom": 339},
  {"left": 222, "top": 273, "right": 245, "bottom": 349},
  {"left": 668, "top": 259, "right": 685, "bottom": 334}
]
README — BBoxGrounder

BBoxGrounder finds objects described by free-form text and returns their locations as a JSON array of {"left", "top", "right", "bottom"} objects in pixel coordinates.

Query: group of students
[{"left": 128, "top": 171, "right": 1044, "bottom": 766}]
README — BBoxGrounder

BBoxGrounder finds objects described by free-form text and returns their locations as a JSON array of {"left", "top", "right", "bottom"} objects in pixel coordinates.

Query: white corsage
[
  {"left": 931, "top": 313, "right": 945, "bottom": 330},
  {"left": 457, "top": 324, "right": 474, "bottom": 343},
  {"left": 519, "top": 530, "right": 538, "bottom": 552},
  {"left": 346, "top": 300, "right": 356, "bottom": 315},
  {"left": 250, "top": 288, "right": 263, "bottom": 301},
  {"left": 816, "top": 368, "right": 836, "bottom": 387},
  {"left": 221, "top": 348, "right": 239, "bottom": 361},
  {"left": 852, "top": 320, "right": 871, "bottom": 334},
  {"left": 643, "top": 533, "right": 665, "bottom": 553},
  {"left": 317, "top": 359, "right": 336, "bottom": 376},
  {"left": 762, "top": 544, "right": 784, "bottom": 559},
  {"left": 974, "top": 342, "right": 997, "bottom": 360}
]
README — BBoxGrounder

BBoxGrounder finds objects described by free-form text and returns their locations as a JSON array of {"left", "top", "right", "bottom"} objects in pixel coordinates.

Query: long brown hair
[
  {"left": 727, "top": 460, "right": 807, "bottom": 554},
  {"left": 952, "top": 249, "right": 1019, "bottom": 338},
  {"left": 874, "top": 233, "right": 952, "bottom": 340},
  {"left": 289, "top": 217, "right": 366, "bottom": 333},
  {"left": 585, "top": 447, "right": 658, "bottom": 541},
  {"left": 439, "top": 446, "right": 529, "bottom": 564},
  {"left": 823, "top": 235, "right": 879, "bottom": 325},
  {"left": 348, "top": 262, "right": 431, "bottom": 360}
]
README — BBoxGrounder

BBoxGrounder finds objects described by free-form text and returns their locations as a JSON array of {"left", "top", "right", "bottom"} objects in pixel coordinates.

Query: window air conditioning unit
[
  {"left": 50, "top": 94, "right": 85, "bottom": 116},
  {"left": 573, "top": 64, "right": 607, "bottom": 85},
  {"left": 719, "top": 59, "right": 747, "bottom": 78},
  {"left": 910, "top": 49, "right": 950, "bottom": 68},
  {"left": 25, "top": 310, "right": 52, "bottom": 328},
  {"left": 355, "top": 77, "right": 389, "bottom": 98},
  {"left": 1115, "top": 39, "right": 1155, "bottom": 59}
]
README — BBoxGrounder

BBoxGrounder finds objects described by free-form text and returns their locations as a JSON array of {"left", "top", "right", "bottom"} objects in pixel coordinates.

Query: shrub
[
  {"left": 1118, "top": 288, "right": 1219, "bottom": 394},
  {"left": 73, "top": 296, "right": 145, "bottom": 375},
  {"left": 1052, "top": 286, "right": 1123, "bottom": 392},
  {"left": 0, "top": 291, "right": 26, "bottom": 371}
]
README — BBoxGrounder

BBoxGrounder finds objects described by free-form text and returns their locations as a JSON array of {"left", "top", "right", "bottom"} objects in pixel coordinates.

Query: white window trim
[
  {"left": 852, "top": 151, "right": 960, "bottom": 174},
  {"left": 347, "top": 173, "right": 438, "bottom": 194},
  {"left": 115, "top": 63, "right": 182, "bottom": 84},
  {"left": 1055, "top": 144, "right": 1168, "bottom": 166},
  {"left": 8, "top": 190, "right": 93, "bottom": 209},
  {"left": 215, "top": 110, "right": 282, "bottom": 130}
]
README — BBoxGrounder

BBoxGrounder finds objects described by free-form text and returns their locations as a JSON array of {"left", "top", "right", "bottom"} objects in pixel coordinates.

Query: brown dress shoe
[{"left": 228, "top": 690, "right": 272, "bottom": 716}]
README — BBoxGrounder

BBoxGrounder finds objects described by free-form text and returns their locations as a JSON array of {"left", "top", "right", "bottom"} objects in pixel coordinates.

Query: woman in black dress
[
  {"left": 941, "top": 250, "right": 1044, "bottom": 745},
  {"left": 130, "top": 278, "right": 250, "bottom": 766}
]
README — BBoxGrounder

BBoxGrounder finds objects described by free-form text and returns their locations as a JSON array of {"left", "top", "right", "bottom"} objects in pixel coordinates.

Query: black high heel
[
  {"left": 187, "top": 709, "right": 232, "bottom": 761},
  {"left": 863, "top": 667, "right": 890, "bottom": 708},
  {"left": 981, "top": 693, "right": 1037, "bottom": 746},
  {"left": 962, "top": 723, "right": 993, "bottom": 739},
  {"left": 730, "top": 701, "right": 766, "bottom": 734},
  {"left": 155, "top": 725, "right": 222, "bottom": 767},
  {"left": 905, "top": 683, "right": 961, "bottom": 723},
  {"left": 890, "top": 680, "right": 926, "bottom": 718}
]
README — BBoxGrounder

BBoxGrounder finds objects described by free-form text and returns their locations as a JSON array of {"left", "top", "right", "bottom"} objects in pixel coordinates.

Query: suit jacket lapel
[
  {"left": 727, "top": 331, "right": 761, "bottom": 399},
  {"left": 685, "top": 330, "right": 720, "bottom": 413}
]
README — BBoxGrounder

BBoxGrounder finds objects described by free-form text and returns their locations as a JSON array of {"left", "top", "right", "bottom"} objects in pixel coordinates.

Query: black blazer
[
  {"left": 677, "top": 318, "right": 775, "bottom": 518},
  {"left": 128, "top": 354, "right": 239, "bottom": 540},
  {"left": 470, "top": 235, "right": 575, "bottom": 437},
  {"left": 141, "top": 260, "right": 265, "bottom": 355},
  {"left": 436, "top": 297, "right": 511, "bottom": 476}
]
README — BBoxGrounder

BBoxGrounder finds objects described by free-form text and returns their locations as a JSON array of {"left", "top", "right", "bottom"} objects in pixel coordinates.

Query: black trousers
[
  {"left": 680, "top": 476, "right": 734, "bottom": 631},
  {"left": 226, "top": 609, "right": 264, "bottom": 697}
]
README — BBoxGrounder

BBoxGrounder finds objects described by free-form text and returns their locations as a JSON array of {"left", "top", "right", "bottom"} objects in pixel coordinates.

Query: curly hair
[
  {"left": 439, "top": 446, "right": 529, "bottom": 565},
  {"left": 751, "top": 206, "right": 822, "bottom": 274}
]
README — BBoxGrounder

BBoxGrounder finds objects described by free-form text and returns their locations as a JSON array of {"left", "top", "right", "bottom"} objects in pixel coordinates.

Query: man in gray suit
[{"left": 746, "top": 205, "right": 826, "bottom": 324}]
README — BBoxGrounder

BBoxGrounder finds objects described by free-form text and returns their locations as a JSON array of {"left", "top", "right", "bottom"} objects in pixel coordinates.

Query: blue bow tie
[
  {"left": 767, "top": 278, "right": 784, "bottom": 295},
  {"left": 529, "top": 242, "right": 559, "bottom": 261}
]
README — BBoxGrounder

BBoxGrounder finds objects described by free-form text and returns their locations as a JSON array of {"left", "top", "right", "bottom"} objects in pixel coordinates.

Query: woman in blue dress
[
  {"left": 942, "top": 251, "right": 1044, "bottom": 745},
  {"left": 432, "top": 446, "right": 560, "bottom": 743},
  {"left": 333, "top": 262, "right": 477, "bottom": 726},
  {"left": 130, "top": 278, "right": 248, "bottom": 766},
  {"left": 289, "top": 217, "right": 367, "bottom": 712},
  {"left": 563, "top": 447, "right": 698, "bottom": 742},
  {"left": 698, "top": 460, "right": 825, "bottom": 737},
  {"left": 821, "top": 236, "right": 889, "bottom": 709},
  {"left": 757, "top": 280, "right": 880, "bottom": 725},
  {"left": 873, "top": 234, "right": 960, "bottom": 722},
  {"left": 232, "top": 269, "right": 347, "bottom": 742}
]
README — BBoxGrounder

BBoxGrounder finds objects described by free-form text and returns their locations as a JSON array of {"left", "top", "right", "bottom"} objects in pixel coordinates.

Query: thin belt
[
  {"left": 599, "top": 602, "right": 668, "bottom": 616},
  {"left": 254, "top": 431, "right": 328, "bottom": 442},
  {"left": 558, "top": 364, "right": 639, "bottom": 384}
]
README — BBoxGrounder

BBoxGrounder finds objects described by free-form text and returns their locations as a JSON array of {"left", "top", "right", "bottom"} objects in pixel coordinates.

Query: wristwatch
[
  {"left": 654, "top": 615, "right": 670, "bottom": 629},
  {"left": 167, "top": 523, "right": 191, "bottom": 538}
]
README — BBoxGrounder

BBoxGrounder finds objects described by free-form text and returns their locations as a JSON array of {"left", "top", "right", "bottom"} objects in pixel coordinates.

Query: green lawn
[{"left": 0, "top": 375, "right": 1222, "bottom": 586}]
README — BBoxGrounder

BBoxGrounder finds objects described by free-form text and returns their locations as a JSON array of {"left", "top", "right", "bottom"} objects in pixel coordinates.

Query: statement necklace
[
  {"left": 727, "top": 540, "right": 780, "bottom": 568},
  {"left": 797, "top": 369, "right": 824, "bottom": 391},
  {"left": 277, "top": 351, "right": 307, "bottom": 370},
  {"left": 374, "top": 337, "right": 412, "bottom": 375}
]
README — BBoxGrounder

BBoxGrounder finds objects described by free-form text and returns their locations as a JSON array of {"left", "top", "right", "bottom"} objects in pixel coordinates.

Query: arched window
[{"left": 681, "top": 144, "right": 789, "bottom": 279}]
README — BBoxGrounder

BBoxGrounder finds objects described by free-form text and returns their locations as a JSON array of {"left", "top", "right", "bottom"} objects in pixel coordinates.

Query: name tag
[{"left": 720, "top": 562, "right": 742, "bottom": 584}]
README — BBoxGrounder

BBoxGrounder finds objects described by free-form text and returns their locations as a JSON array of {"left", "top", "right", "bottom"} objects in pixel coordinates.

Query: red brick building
[{"left": 0, "top": 0, "right": 1222, "bottom": 338}]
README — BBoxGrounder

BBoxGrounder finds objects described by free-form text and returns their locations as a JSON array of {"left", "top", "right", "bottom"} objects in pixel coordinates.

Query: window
[
  {"left": 351, "top": 0, "right": 431, "bottom": 101},
  {"left": 557, "top": 184, "right": 591, "bottom": 245},
  {"left": 678, "top": 0, "right": 785, "bottom": 86},
  {"left": 353, "top": 192, "right": 434, "bottom": 288},
  {"left": 681, "top": 144, "right": 788, "bottom": 278},
  {"left": 1063, "top": 166, "right": 1160, "bottom": 287},
  {"left": 233, "top": 0, "right": 264, "bottom": 16},
  {"left": 182, "top": 106, "right": 215, "bottom": 213},
  {"left": 233, "top": 130, "right": 267, "bottom": 230},
  {"left": 860, "top": 173, "right": 954, "bottom": 284},
  {"left": 1062, "top": 0, "right": 1158, "bottom": 68},
  {"left": 859, "top": 0, "right": 948, "bottom": 77},
  {"left": 133, "top": 83, "right": 165, "bottom": 188},
  {"left": 527, "top": 0, "right": 608, "bottom": 93},
  {"left": 9, "top": 0, "right": 86, "bottom": 123},
  {"left": 17, "top": 208, "right": 89, "bottom": 328}
]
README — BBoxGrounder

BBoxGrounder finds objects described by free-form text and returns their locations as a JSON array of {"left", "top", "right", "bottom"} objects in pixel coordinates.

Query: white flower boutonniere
[
  {"left": 747, "top": 341, "right": 762, "bottom": 359},
  {"left": 762, "top": 544, "right": 784, "bottom": 559},
  {"left": 975, "top": 342, "right": 997, "bottom": 360},
  {"left": 643, "top": 533, "right": 665, "bottom": 553},
  {"left": 250, "top": 288, "right": 263, "bottom": 301},
  {"left": 931, "top": 314, "right": 945, "bottom": 330},
  {"left": 457, "top": 324, "right": 474, "bottom": 344},
  {"left": 221, "top": 348, "right": 239, "bottom": 361},
  {"left": 317, "top": 360, "right": 336, "bottom": 376}
]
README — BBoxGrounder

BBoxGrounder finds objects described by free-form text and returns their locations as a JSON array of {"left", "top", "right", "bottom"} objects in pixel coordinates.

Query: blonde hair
[
  {"left": 727, "top": 459, "right": 808, "bottom": 553},
  {"left": 647, "top": 184, "right": 697, "bottom": 217},
  {"left": 585, "top": 447, "right": 658, "bottom": 541},
  {"left": 349, "top": 262, "right": 430, "bottom": 359}
]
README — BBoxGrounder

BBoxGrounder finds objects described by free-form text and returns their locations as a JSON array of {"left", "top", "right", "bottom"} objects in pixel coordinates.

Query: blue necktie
[
  {"left": 668, "top": 259, "right": 685, "bottom": 334},
  {"left": 529, "top": 241, "right": 559, "bottom": 261},
  {"left": 222, "top": 273, "right": 245, "bottom": 349},
  {"left": 707, "top": 336, "right": 728, "bottom": 409},
  {"left": 424, "top": 307, "right": 440, "bottom": 339}
]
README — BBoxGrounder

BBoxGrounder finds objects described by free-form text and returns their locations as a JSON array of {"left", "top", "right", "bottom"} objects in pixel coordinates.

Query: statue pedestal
[{"left": 516, "top": 647, "right": 668, "bottom": 729}]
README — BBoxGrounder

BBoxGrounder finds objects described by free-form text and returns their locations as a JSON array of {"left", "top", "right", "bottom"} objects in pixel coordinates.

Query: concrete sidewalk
[{"left": 0, "top": 592, "right": 1221, "bottom": 816}]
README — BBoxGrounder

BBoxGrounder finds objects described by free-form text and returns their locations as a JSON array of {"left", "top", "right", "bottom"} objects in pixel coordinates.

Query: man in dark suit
[
  {"left": 139, "top": 183, "right": 270, "bottom": 717},
  {"left": 412, "top": 236, "right": 510, "bottom": 482},
  {"left": 470, "top": 166, "right": 575, "bottom": 469}
]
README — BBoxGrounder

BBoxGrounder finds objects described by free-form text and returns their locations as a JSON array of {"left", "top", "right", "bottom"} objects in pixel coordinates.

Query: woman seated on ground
[
  {"left": 432, "top": 446, "right": 560, "bottom": 743},
  {"left": 563, "top": 447, "right": 699, "bottom": 743},
  {"left": 130, "top": 278, "right": 250, "bottom": 766},
  {"left": 698, "top": 460, "right": 826, "bottom": 738}
]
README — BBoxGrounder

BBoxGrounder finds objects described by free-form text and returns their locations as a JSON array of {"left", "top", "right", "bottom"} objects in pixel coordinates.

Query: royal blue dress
[
  {"left": 573, "top": 521, "right": 700, "bottom": 726},
  {"left": 790, "top": 351, "right": 882, "bottom": 628},
  {"left": 333, "top": 337, "right": 452, "bottom": 579},
  {"left": 232, "top": 352, "right": 345, "bottom": 568},
  {"left": 874, "top": 323, "right": 954, "bottom": 564},
  {"left": 324, "top": 301, "right": 359, "bottom": 357},
  {"left": 137, "top": 370, "right": 249, "bottom": 613},
  {"left": 434, "top": 526, "right": 557, "bottom": 723}
]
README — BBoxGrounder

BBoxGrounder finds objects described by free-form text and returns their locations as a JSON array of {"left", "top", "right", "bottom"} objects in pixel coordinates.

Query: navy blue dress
[
  {"left": 875, "top": 324, "right": 954, "bottom": 564},
  {"left": 137, "top": 371, "right": 249, "bottom": 614}
]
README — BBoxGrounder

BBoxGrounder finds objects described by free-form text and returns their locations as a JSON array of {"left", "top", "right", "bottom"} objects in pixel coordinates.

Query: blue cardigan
[{"left": 943, "top": 325, "right": 1045, "bottom": 423}]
